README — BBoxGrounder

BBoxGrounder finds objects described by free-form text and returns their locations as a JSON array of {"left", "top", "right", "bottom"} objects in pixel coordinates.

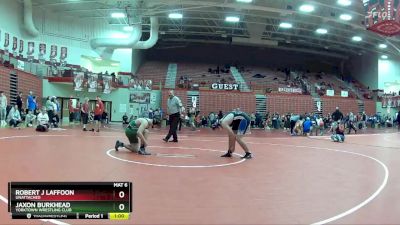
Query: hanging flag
[
  {"left": 50, "top": 45, "right": 57, "bottom": 59},
  {"left": 88, "top": 73, "right": 98, "bottom": 92},
  {"left": 39, "top": 43, "right": 46, "bottom": 55},
  {"left": 4, "top": 33, "right": 9, "bottom": 48},
  {"left": 60, "top": 47, "right": 67, "bottom": 60},
  {"left": 19, "top": 39, "right": 24, "bottom": 54},
  {"left": 12, "top": 37, "right": 17, "bottom": 51},
  {"left": 103, "top": 75, "right": 112, "bottom": 94},
  {"left": 27, "top": 42, "right": 34, "bottom": 55},
  {"left": 74, "top": 72, "right": 84, "bottom": 91}
]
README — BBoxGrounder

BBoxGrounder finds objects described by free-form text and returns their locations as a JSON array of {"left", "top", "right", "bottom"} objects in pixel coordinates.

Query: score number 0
[{"left": 118, "top": 191, "right": 125, "bottom": 211}]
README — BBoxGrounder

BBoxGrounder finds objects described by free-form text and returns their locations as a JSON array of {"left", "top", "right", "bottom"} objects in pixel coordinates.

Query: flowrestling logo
[{"left": 365, "top": 11, "right": 394, "bottom": 19}]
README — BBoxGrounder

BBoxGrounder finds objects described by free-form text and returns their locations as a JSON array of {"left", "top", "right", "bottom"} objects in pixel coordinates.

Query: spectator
[
  {"left": 122, "top": 113, "right": 129, "bottom": 125},
  {"left": 303, "top": 117, "right": 312, "bottom": 136},
  {"left": 250, "top": 113, "right": 256, "bottom": 128},
  {"left": 201, "top": 116, "right": 208, "bottom": 127},
  {"left": 283, "top": 113, "right": 291, "bottom": 131},
  {"left": 36, "top": 107, "right": 50, "bottom": 132},
  {"left": 93, "top": 96, "right": 104, "bottom": 132},
  {"left": 51, "top": 97, "right": 60, "bottom": 127},
  {"left": 0, "top": 91, "right": 7, "bottom": 127},
  {"left": 16, "top": 92, "right": 23, "bottom": 113},
  {"left": 188, "top": 107, "right": 196, "bottom": 131},
  {"left": 148, "top": 108, "right": 154, "bottom": 119},
  {"left": 290, "top": 113, "right": 300, "bottom": 134},
  {"left": 331, "top": 122, "right": 345, "bottom": 143},
  {"left": 68, "top": 96, "right": 75, "bottom": 123},
  {"left": 75, "top": 99, "right": 81, "bottom": 123},
  {"left": 331, "top": 107, "right": 343, "bottom": 131},
  {"left": 27, "top": 91, "right": 36, "bottom": 113},
  {"left": 81, "top": 98, "right": 90, "bottom": 131},
  {"left": 45, "top": 96, "right": 54, "bottom": 127},
  {"left": 255, "top": 112, "right": 262, "bottom": 128},
  {"left": 25, "top": 110, "right": 36, "bottom": 127},
  {"left": 315, "top": 115, "right": 324, "bottom": 136},
  {"left": 102, "top": 110, "right": 109, "bottom": 126},
  {"left": 8, "top": 105, "right": 21, "bottom": 128},
  {"left": 218, "top": 111, "right": 224, "bottom": 121},
  {"left": 397, "top": 110, "right": 400, "bottom": 131},
  {"left": 347, "top": 112, "right": 357, "bottom": 134}
]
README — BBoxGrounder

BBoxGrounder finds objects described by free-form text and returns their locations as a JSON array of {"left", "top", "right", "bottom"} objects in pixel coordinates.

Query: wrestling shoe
[
  {"left": 115, "top": 140, "right": 123, "bottom": 151},
  {"left": 138, "top": 148, "right": 151, "bottom": 155},
  {"left": 220, "top": 151, "right": 232, "bottom": 157},
  {"left": 162, "top": 138, "right": 168, "bottom": 142},
  {"left": 241, "top": 152, "right": 253, "bottom": 159}
]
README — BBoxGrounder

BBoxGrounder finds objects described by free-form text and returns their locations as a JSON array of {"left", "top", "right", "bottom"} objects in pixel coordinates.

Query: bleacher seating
[
  {"left": 240, "top": 67, "right": 288, "bottom": 92},
  {"left": 135, "top": 61, "right": 169, "bottom": 85},
  {"left": 176, "top": 63, "right": 235, "bottom": 89},
  {"left": 304, "top": 72, "right": 356, "bottom": 98},
  {"left": 0, "top": 64, "right": 42, "bottom": 106}
]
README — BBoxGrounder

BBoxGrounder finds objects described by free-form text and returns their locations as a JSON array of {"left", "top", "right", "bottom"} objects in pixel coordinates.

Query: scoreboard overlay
[{"left": 8, "top": 182, "right": 132, "bottom": 220}]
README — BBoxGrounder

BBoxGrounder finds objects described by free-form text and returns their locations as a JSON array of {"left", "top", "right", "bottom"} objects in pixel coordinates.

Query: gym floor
[{"left": 0, "top": 126, "right": 398, "bottom": 225}]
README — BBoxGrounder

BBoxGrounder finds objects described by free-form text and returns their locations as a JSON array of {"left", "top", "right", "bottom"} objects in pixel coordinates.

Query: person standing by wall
[
  {"left": 347, "top": 112, "right": 357, "bottom": 134},
  {"left": 81, "top": 97, "right": 90, "bottom": 131},
  {"left": 0, "top": 91, "right": 7, "bottom": 127},
  {"left": 16, "top": 92, "right": 23, "bottom": 113},
  {"left": 163, "top": 90, "right": 184, "bottom": 143},
  {"left": 93, "top": 96, "right": 104, "bottom": 132},
  {"left": 75, "top": 99, "right": 81, "bottom": 123},
  {"left": 68, "top": 96, "right": 75, "bottom": 123},
  {"left": 27, "top": 91, "right": 36, "bottom": 114}
]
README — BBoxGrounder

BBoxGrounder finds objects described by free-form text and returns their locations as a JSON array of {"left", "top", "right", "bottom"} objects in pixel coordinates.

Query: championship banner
[
  {"left": 382, "top": 96, "right": 400, "bottom": 108},
  {"left": 4, "top": 32, "right": 9, "bottom": 48},
  {"left": 317, "top": 101, "right": 322, "bottom": 112},
  {"left": 103, "top": 76, "right": 112, "bottom": 94},
  {"left": 60, "top": 47, "right": 67, "bottom": 60},
  {"left": 12, "top": 37, "right": 17, "bottom": 51},
  {"left": 278, "top": 87, "right": 302, "bottom": 94},
  {"left": 382, "top": 96, "right": 399, "bottom": 108},
  {"left": 191, "top": 96, "right": 197, "bottom": 108},
  {"left": 19, "top": 40, "right": 24, "bottom": 54},
  {"left": 129, "top": 79, "right": 153, "bottom": 90},
  {"left": 382, "top": 97, "right": 387, "bottom": 108},
  {"left": 74, "top": 72, "right": 84, "bottom": 91},
  {"left": 39, "top": 43, "right": 46, "bottom": 55},
  {"left": 341, "top": 90, "right": 349, "bottom": 97},
  {"left": 129, "top": 92, "right": 150, "bottom": 104},
  {"left": 17, "top": 60, "right": 24, "bottom": 70},
  {"left": 88, "top": 73, "right": 98, "bottom": 92},
  {"left": 326, "top": 89, "right": 335, "bottom": 96},
  {"left": 50, "top": 45, "right": 57, "bottom": 59},
  {"left": 27, "top": 42, "right": 34, "bottom": 55}
]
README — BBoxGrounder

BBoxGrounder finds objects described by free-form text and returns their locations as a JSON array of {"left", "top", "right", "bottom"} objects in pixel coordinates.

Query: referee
[{"left": 163, "top": 90, "right": 184, "bottom": 143}]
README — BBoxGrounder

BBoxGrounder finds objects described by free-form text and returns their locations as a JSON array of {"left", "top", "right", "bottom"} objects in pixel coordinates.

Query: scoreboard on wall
[{"left": 8, "top": 182, "right": 132, "bottom": 220}]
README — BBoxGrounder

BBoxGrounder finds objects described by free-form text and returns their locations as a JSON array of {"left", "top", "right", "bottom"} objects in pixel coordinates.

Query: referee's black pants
[{"left": 165, "top": 112, "right": 180, "bottom": 141}]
